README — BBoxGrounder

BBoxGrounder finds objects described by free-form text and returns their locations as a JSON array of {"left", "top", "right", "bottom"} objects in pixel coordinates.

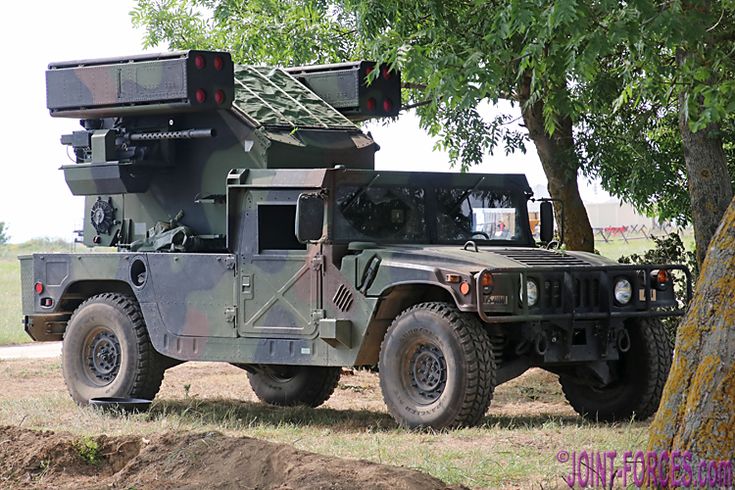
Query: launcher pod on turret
[{"left": 20, "top": 50, "right": 690, "bottom": 430}]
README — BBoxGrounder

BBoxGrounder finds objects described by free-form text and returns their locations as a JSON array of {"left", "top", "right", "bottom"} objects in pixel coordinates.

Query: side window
[{"left": 257, "top": 204, "right": 307, "bottom": 252}]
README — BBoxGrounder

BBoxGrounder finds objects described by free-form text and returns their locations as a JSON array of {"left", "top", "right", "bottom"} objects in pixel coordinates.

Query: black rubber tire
[
  {"left": 62, "top": 293, "right": 165, "bottom": 406},
  {"left": 248, "top": 366, "right": 341, "bottom": 407},
  {"left": 378, "top": 302, "right": 496, "bottom": 429},
  {"left": 559, "top": 318, "right": 673, "bottom": 422}
]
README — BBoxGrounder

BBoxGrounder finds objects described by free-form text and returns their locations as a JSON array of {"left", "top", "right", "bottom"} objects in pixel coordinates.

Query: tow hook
[
  {"left": 534, "top": 334, "right": 548, "bottom": 356},
  {"left": 617, "top": 329, "right": 631, "bottom": 353}
]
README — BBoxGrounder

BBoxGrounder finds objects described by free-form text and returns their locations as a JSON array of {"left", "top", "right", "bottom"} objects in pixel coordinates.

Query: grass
[
  {"left": 595, "top": 233, "right": 696, "bottom": 262},
  {"left": 0, "top": 360, "right": 649, "bottom": 489}
]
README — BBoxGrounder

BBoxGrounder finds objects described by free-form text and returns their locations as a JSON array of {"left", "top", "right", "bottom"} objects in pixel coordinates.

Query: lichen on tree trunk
[
  {"left": 518, "top": 77, "right": 594, "bottom": 252},
  {"left": 648, "top": 195, "right": 735, "bottom": 462}
]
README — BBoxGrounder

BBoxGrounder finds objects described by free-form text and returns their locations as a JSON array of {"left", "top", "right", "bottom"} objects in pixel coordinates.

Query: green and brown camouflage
[{"left": 20, "top": 51, "right": 692, "bottom": 420}]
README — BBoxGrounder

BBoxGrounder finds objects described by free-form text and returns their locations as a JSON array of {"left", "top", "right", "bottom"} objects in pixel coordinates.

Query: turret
[{"left": 45, "top": 50, "right": 401, "bottom": 250}]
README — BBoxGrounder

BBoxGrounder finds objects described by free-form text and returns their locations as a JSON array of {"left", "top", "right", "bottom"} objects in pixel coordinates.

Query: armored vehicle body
[{"left": 20, "top": 51, "right": 690, "bottom": 428}]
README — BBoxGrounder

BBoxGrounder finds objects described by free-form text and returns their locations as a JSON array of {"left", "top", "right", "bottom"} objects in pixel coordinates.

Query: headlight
[
  {"left": 614, "top": 278, "right": 633, "bottom": 305},
  {"left": 520, "top": 280, "right": 539, "bottom": 306}
]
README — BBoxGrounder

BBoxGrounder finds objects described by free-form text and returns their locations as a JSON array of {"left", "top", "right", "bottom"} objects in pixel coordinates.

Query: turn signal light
[
  {"left": 459, "top": 281, "right": 471, "bottom": 296},
  {"left": 480, "top": 272, "right": 494, "bottom": 288},
  {"left": 657, "top": 269, "right": 670, "bottom": 284}
]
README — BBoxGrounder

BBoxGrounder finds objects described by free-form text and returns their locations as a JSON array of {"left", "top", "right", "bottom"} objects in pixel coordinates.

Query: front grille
[
  {"left": 537, "top": 275, "right": 600, "bottom": 311},
  {"left": 575, "top": 277, "right": 600, "bottom": 308},
  {"left": 541, "top": 279, "right": 562, "bottom": 308},
  {"left": 493, "top": 249, "right": 588, "bottom": 266}
]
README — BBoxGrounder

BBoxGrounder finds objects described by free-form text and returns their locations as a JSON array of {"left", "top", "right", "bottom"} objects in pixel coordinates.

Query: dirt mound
[{"left": 0, "top": 426, "right": 458, "bottom": 489}]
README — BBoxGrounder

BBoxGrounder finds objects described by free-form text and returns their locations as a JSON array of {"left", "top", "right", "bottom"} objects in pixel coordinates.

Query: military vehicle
[{"left": 20, "top": 50, "right": 691, "bottom": 428}]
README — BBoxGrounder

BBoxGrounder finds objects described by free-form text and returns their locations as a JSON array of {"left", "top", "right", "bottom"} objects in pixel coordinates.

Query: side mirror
[
  {"left": 295, "top": 192, "right": 325, "bottom": 243},
  {"left": 539, "top": 201, "right": 554, "bottom": 243}
]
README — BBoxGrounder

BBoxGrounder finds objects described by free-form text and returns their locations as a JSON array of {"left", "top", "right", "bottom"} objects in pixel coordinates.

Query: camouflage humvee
[{"left": 20, "top": 51, "right": 691, "bottom": 428}]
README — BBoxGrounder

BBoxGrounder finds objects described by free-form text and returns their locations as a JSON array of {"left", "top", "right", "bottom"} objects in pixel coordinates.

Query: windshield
[
  {"left": 334, "top": 184, "right": 530, "bottom": 244},
  {"left": 435, "top": 188, "right": 523, "bottom": 242}
]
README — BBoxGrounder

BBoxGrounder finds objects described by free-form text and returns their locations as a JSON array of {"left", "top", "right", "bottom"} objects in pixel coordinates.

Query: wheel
[
  {"left": 247, "top": 365, "right": 341, "bottom": 407},
  {"left": 62, "top": 293, "right": 165, "bottom": 405},
  {"left": 559, "top": 318, "right": 672, "bottom": 422},
  {"left": 378, "top": 302, "right": 495, "bottom": 429}
]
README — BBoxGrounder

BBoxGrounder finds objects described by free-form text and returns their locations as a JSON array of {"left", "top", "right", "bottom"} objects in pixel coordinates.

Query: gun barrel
[{"left": 128, "top": 128, "right": 215, "bottom": 142}]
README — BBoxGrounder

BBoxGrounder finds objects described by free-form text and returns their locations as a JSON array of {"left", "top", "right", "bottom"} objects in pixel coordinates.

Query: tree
[
  {"left": 131, "top": 0, "right": 600, "bottom": 251},
  {"left": 607, "top": 1, "right": 735, "bottom": 265},
  {"left": 0, "top": 222, "right": 8, "bottom": 245},
  {"left": 647, "top": 195, "right": 735, "bottom": 464}
]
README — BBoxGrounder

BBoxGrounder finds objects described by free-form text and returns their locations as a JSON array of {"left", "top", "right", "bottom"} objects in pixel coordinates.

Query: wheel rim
[
  {"left": 401, "top": 342, "right": 447, "bottom": 405},
  {"left": 83, "top": 327, "right": 121, "bottom": 386}
]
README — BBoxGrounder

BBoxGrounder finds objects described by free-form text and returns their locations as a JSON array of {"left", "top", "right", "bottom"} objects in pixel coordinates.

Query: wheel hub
[
  {"left": 409, "top": 344, "right": 446, "bottom": 402},
  {"left": 85, "top": 330, "right": 121, "bottom": 384}
]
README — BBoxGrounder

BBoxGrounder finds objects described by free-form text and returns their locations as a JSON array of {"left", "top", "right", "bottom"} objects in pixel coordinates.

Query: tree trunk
[
  {"left": 518, "top": 77, "right": 594, "bottom": 252},
  {"left": 648, "top": 195, "right": 735, "bottom": 464},
  {"left": 677, "top": 47, "right": 733, "bottom": 267}
]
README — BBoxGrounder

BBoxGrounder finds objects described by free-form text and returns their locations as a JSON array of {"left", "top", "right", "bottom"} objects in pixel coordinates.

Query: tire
[
  {"left": 248, "top": 365, "right": 341, "bottom": 407},
  {"left": 62, "top": 293, "right": 165, "bottom": 405},
  {"left": 559, "top": 318, "right": 672, "bottom": 422},
  {"left": 378, "top": 302, "right": 495, "bottom": 429}
]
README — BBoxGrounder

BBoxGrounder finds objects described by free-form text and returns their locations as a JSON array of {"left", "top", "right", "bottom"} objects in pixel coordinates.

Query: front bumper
[{"left": 474, "top": 263, "right": 692, "bottom": 324}]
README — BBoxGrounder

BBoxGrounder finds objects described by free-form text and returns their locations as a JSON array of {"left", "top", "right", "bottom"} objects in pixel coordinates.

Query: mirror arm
[{"left": 531, "top": 197, "right": 565, "bottom": 246}]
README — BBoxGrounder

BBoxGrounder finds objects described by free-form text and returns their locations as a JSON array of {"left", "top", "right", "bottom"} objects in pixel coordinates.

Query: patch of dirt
[{"left": 0, "top": 426, "right": 461, "bottom": 489}]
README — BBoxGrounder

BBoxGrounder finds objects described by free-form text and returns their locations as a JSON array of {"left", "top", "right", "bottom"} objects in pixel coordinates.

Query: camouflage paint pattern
[
  {"left": 21, "top": 166, "right": 687, "bottom": 368},
  {"left": 20, "top": 51, "right": 688, "bottom": 371}
]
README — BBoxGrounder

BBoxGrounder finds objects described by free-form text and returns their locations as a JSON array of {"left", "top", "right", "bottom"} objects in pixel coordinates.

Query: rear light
[
  {"left": 366, "top": 97, "right": 377, "bottom": 111},
  {"left": 34, "top": 282, "right": 44, "bottom": 294},
  {"left": 195, "top": 89, "right": 207, "bottom": 103},
  {"left": 365, "top": 65, "right": 374, "bottom": 77},
  {"left": 381, "top": 66, "right": 392, "bottom": 80},
  {"left": 213, "top": 55, "right": 224, "bottom": 71},
  {"left": 214, "top": 89, "right": 226, "bottom": 105},
  {"left": 194, "top": 54, "right": 206, "bottom": 70},
  {"left": 382, "top": 98, "right": 393, "bottom": 112}
]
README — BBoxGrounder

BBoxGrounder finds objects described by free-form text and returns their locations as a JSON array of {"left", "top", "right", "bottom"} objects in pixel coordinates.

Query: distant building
[{"left": 584, "top": 200, "right": 656, "bottom": 229}]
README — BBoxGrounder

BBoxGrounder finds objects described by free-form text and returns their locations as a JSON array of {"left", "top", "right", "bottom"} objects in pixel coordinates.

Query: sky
[{"left": 0, "top": 0, "right": 610, "bottom": 243}]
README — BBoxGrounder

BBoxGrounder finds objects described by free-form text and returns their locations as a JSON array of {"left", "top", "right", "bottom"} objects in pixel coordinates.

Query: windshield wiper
[
  {"left": 340, "top": 173, "right": 382, "bottom": 213},
  {"left": 444, "top": 176, "right": 486, "bottom": 215}
]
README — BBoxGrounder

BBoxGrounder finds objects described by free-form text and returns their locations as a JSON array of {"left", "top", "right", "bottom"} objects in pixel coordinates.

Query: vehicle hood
[{"left": 368, "top": 245, "right": 615, "bottom": 274}]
